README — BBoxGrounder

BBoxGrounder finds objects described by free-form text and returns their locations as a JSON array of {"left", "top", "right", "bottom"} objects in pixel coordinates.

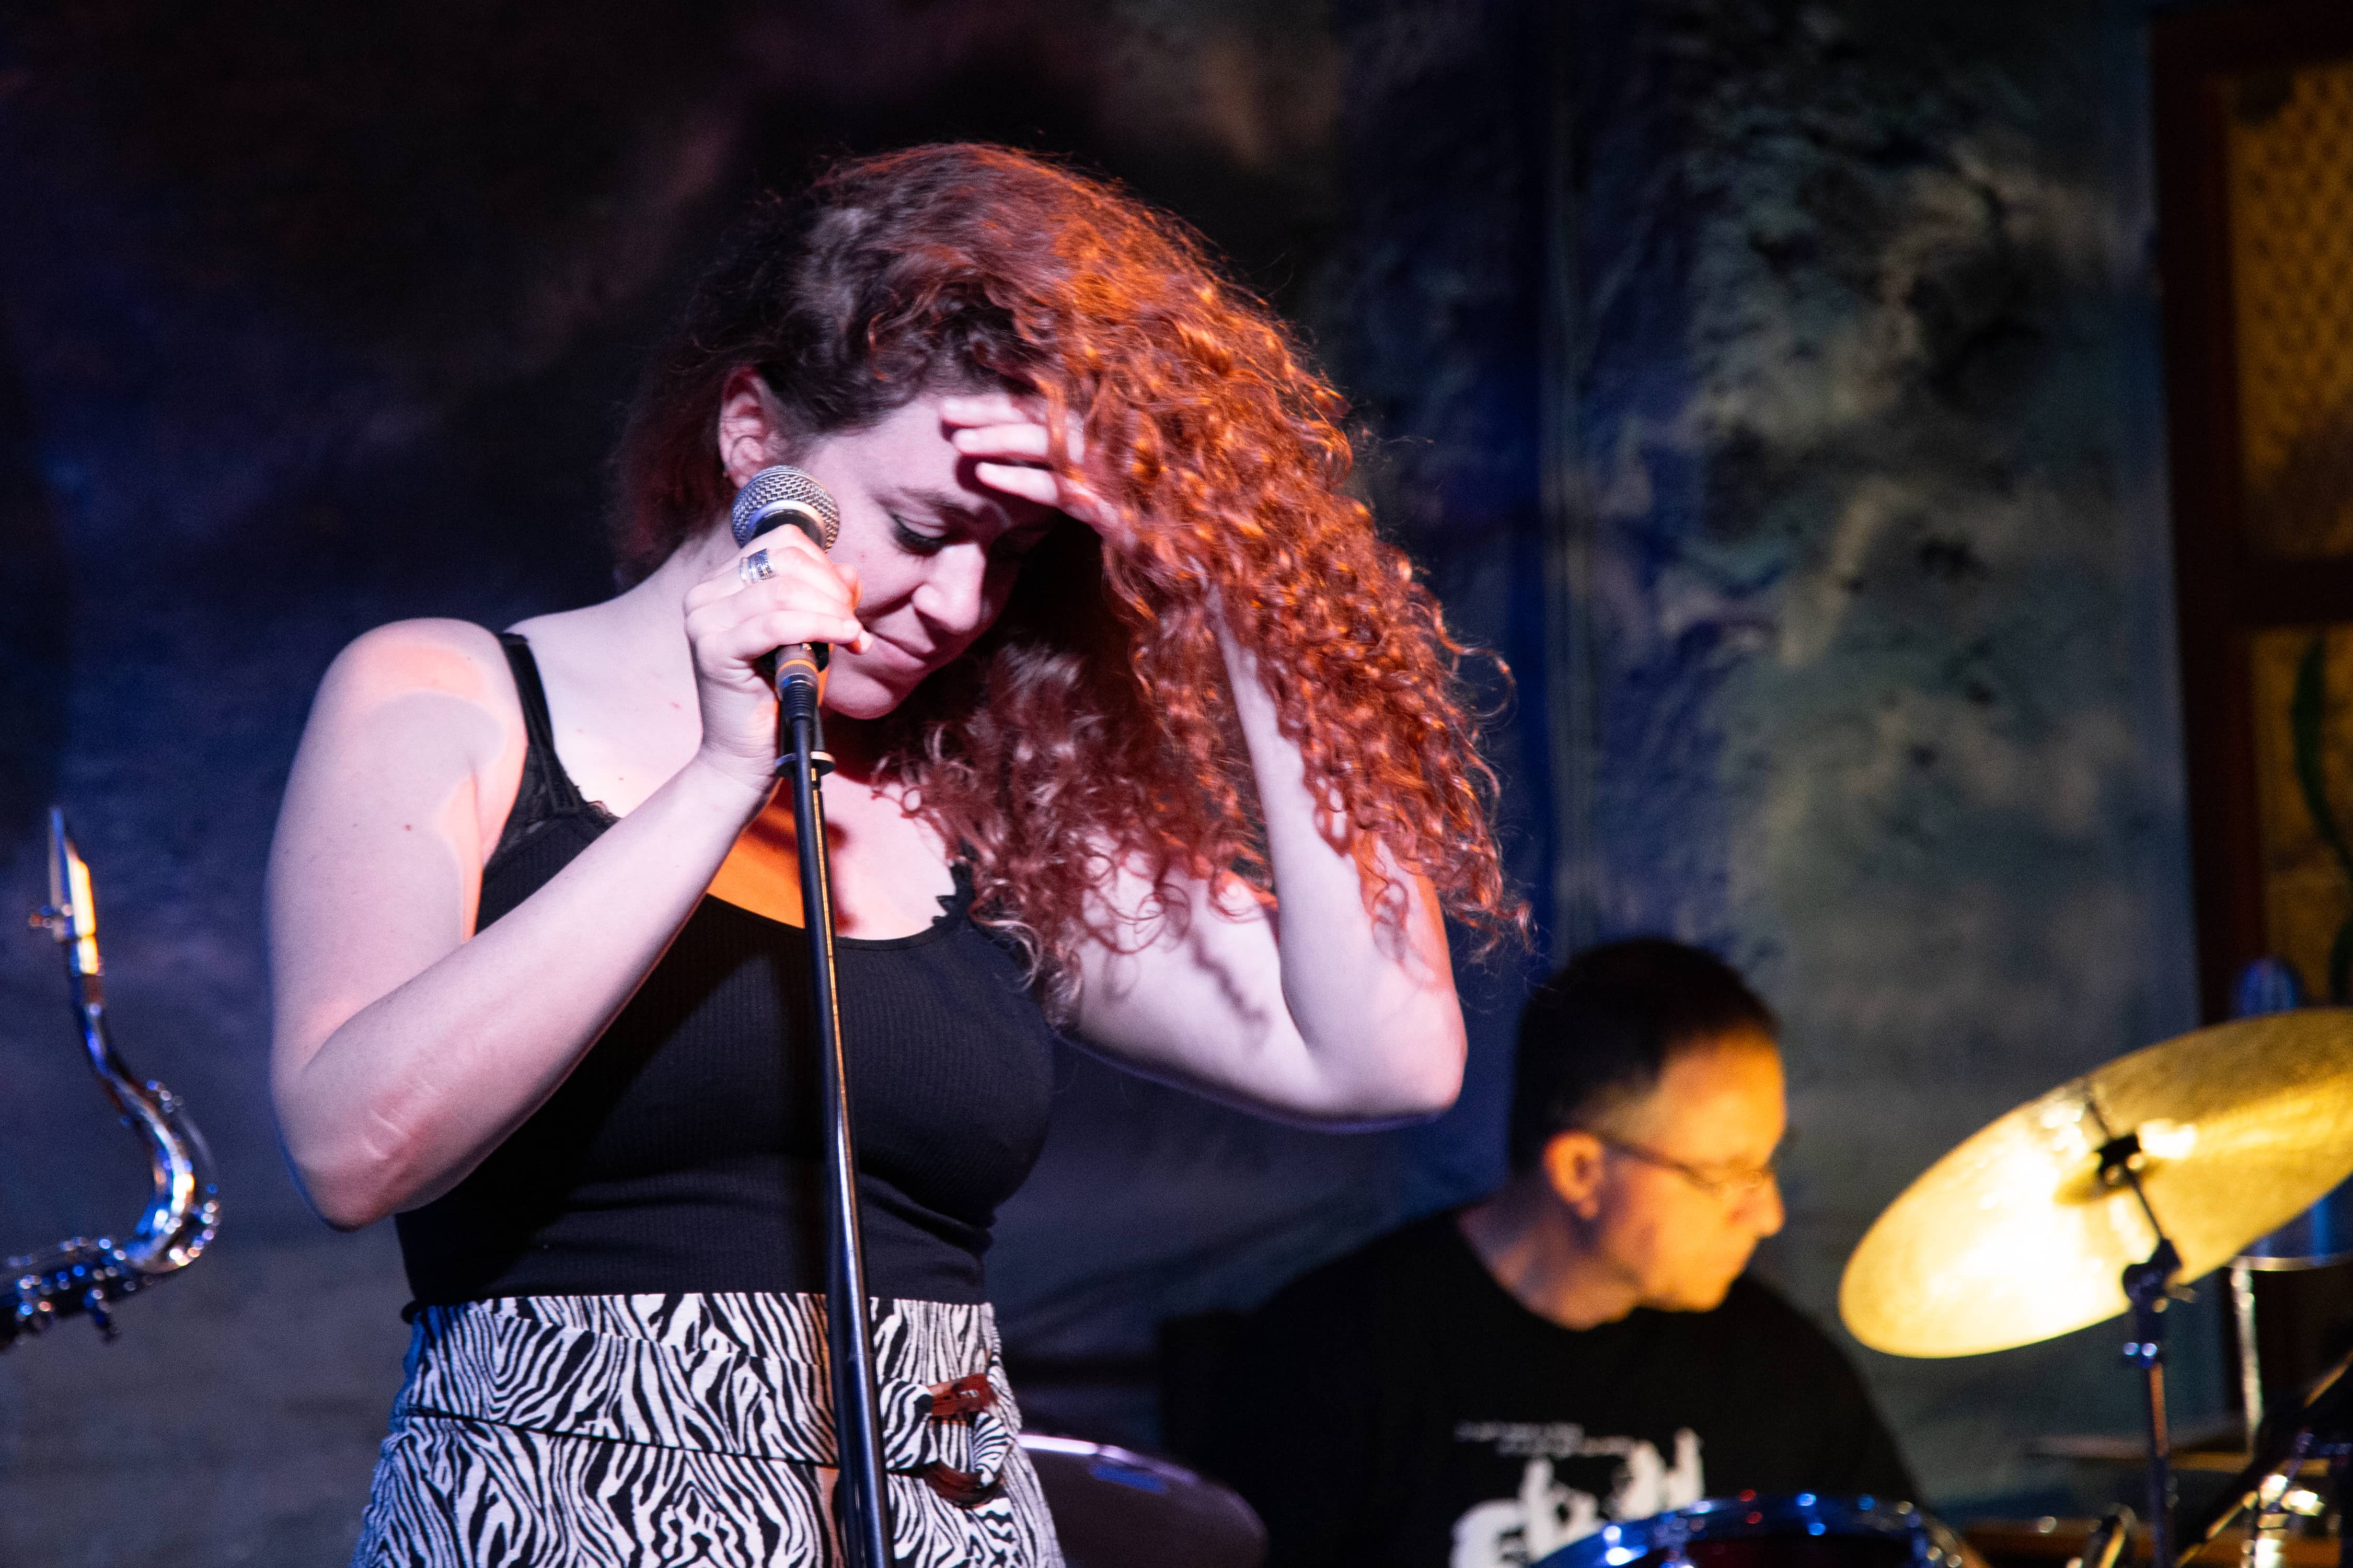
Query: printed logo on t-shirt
[{"left": 1446, "top": 1422, "right": 1703, "bottom": 1568}]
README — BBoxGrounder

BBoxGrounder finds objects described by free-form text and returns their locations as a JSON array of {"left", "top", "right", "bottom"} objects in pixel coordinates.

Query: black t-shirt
[{"left": 1204, "top": 1212, "right": 1917, "bottom": 1568}]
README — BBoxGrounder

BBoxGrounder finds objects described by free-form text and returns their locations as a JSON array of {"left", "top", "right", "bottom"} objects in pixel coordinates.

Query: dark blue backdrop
[{"left": 0, "top": 3, "right": 2224, "bottom": 1562}]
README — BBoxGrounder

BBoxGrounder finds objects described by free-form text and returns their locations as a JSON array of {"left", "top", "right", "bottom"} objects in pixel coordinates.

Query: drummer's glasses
[{"left": 1579, "top": 1131, "right": 1782, "bottom": 1200}]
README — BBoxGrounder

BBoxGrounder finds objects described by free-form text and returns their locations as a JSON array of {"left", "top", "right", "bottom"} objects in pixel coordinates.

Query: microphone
[{"left": 730, "top": 465, "right": 844, "bottom": 694}]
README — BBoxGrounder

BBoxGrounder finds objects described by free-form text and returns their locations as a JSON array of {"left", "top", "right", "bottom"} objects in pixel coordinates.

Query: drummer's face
[{"left": 1570, "top": 1033, "right": 1786, "bottom": 1312}]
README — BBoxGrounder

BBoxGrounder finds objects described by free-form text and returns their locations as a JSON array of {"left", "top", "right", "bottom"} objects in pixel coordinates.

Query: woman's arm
[
  {"left": 1064, "top": 625, "right": 1466, "bottom": 1124},
  {"left": 944, "top": 392, "right": 1466, "bottom": 1123},
  {"left": 268, "top": 620, "right": 766, "bottom": 1228},
  {"left": 269, "top": 529, "right": 864, "bottom": 1228}
]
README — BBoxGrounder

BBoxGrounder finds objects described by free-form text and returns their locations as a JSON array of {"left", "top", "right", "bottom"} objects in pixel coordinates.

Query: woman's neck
[
  {"left": 559, "top": 540, "right": 717, "bottom": 689},
  {"left": 821, "top": 711, "right": 885, "bottom": 783}
]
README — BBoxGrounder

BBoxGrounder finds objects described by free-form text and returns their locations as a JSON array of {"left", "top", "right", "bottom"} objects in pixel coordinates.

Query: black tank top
[{"left": 394, "top": 634, "right": 1059, "bottom": 1306}]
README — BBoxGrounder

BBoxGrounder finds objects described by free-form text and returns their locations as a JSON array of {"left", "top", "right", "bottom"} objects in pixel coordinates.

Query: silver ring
[{"left": 737, "top": 549, "right": 776, "bottom": 586}]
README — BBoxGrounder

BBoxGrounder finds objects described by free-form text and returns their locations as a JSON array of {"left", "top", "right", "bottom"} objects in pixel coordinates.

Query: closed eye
[{"left": 890, "top": 514, "right": 947, "bottom": 556}]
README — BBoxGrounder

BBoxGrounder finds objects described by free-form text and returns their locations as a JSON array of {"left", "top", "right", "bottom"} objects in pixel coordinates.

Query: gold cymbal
[{"left": 1840, "top": 1010, "right": 2353, "bottom": 1357}]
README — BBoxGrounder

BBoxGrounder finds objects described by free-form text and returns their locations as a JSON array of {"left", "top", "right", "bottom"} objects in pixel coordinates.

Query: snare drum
[{"left": 1536, "top": 1494, "right": 1966, "bottom": 1568}]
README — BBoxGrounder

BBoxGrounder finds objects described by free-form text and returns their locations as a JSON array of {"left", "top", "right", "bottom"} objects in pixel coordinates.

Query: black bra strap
[{"left": 495, "top": 632, "right": 590, "bottom": 814}]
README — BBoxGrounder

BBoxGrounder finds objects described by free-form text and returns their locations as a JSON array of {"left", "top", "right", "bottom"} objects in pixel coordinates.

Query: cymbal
[{"left": 1840, "top": 1010, "right": 2353, "bottom": 1357}]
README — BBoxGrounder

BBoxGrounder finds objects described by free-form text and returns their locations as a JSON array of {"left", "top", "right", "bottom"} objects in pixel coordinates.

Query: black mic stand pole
[{"left": 776, "top": 659, "right": 894, "bottom": 1568}]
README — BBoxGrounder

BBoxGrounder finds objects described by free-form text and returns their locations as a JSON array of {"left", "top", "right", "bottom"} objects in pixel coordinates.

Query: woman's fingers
[
  {"left": 731, "top": 528, "right": 862, "bottom": 613},
  {"left": 950, "top": 420, "right": 1089, "bottom": 469},
  {"left": 942, "top": 396, "right": 1088, "bottom": 466},
  {"left": 947, "top": 410, "right": 1121, "bottom": 536},
  {"left": 970, "top": 457, "right": 1120, "bottom": 541},
  {"left": 685, "top": 526, "right": 832, "bottom": 604},
  {"left": 686, "top": 597, "right": 869, "bottom": 683},
  {"left": 684, "top": 534, "right": 870, "bottom": 661},
  {"left": 939, "top": 395, "right": 1125, "bottom": 540},
  {"left": 951, "top": 421, "right": 1052, "bottom": 461},
  {"left": 939, "top": 391, "right": 1034, "bottom": 429},
  {"left": 678, "top": 528, "right": 867, "bottom": 785},
  {"left": 714, "top": 608, "right": 867, "bottom": 663},
  {"left": 971, "top": 460, "right": 1061, "bottom": 507}
]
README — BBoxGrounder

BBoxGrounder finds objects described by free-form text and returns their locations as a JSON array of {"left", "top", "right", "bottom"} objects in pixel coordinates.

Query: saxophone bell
[{"left": 4, "top": 809, "right": 220, "bottom": 1349}]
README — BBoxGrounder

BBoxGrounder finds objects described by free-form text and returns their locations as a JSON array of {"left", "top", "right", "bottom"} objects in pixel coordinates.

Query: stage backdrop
[{"left": 0, "top": 1, "right": 2214, "bottom": 1562}]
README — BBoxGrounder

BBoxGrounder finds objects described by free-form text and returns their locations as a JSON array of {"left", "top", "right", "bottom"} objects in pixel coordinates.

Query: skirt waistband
[{"left": 397, "top": 1293, "right": 1018, "bottom": 1500}]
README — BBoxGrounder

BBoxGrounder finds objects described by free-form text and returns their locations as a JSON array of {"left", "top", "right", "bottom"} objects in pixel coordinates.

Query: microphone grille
[{"left": 731, "top": 466, "right": 841, "bottom": 551}]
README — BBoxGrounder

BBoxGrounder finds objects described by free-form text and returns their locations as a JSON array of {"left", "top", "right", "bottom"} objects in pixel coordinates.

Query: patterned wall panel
[{"left": 2228, "top": 55, "right": 2353, "bottom": 559}]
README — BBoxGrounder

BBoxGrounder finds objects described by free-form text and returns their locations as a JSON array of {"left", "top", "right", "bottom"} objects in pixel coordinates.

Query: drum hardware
[
  {"left": 1533, "top": 1491, "right": 1967, "bottom": 1568},
  {"left": 3, "top": 809, "right": 218, "bottom": 1349},
  {"left": 2224, "top": 1210, "right": 2353, "bottom": 1488},
  {"left": 2235, "top": 1264, "right": 2267, "bottom": 1444},
  {"left": 1015, "top": 1434, "right": 1266, "bottom": 1568},
  {"left": 1962, "top": 1516, "right": 2340, "bottom": 1566},
  {"left": 2179, "top": 1348, "right": 2353, "bottom": 1568},
  {"left": 2029, "top": 1432, "right": 2325, "bottom": 1475},
  {"left": 2069, "top": 1507, "right": 2135, "bottom": 1568},
  {"left": 1838, "top": 1011, "right": 2353, "bottom": 1568},
  {"left": 2232, "top": 1188, "right": 2353, "bottom": 1275},
  {"left": 2222, "top": 960, "right": 2353, "bottom": 1447}
]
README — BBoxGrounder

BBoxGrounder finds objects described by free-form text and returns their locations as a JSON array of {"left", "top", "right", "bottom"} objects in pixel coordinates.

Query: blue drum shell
[{"left": 1538, "top": 1493, "right": 1960, "bottom": 1568}]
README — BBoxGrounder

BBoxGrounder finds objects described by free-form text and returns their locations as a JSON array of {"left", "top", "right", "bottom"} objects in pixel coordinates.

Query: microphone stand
[{"left": 776, "top": 660, "right": 894, "bottom": 1568}]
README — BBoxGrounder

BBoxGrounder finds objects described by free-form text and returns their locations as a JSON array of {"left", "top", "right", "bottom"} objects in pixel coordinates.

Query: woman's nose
[{"left": 909, "top": 544, "right": 992, "bottom": 634}]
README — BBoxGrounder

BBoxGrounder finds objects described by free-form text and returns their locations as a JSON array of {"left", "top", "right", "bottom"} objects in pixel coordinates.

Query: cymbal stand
[
  {"left": 2233, "top": 1262, "right": 2266, "bottom": 1447},
  {"left": 2093, "top": 1102, "right": 2182, "bottom": 1568}
]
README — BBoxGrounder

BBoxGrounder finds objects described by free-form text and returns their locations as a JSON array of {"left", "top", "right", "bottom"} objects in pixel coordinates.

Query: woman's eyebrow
[{"left": 892, "top": 486, "right": 986, "bottom": 528}]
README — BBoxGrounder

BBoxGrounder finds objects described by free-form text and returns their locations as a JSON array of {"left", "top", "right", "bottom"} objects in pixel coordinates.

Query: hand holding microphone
[
  {"left": 680, "top": 464, "right": 866, "bottom": 791},
  {"left": 731, "top": 466, "right": 848, "bottom": 695}
]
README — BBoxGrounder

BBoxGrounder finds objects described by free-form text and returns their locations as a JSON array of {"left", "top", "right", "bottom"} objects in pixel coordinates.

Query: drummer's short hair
[{"left": 1508, "top": 938, "right": 1779, "bottom": 1171}]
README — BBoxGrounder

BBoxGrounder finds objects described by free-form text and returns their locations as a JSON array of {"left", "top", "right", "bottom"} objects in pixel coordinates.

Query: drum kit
[
  {"left": 1538, "top": 1004, "right": 2353, "bottom": 1568},
  {"left": 1025, "top": 1004, "right": 2353, "bottom": 1568}
]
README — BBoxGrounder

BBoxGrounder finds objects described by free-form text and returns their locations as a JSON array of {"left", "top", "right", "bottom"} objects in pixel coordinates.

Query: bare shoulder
[
  {"left": 289, "top": 618, "right": 525, "bottom": 827},
  {"left": 317, "top": 617, "right": 515, "bottom": 711}
]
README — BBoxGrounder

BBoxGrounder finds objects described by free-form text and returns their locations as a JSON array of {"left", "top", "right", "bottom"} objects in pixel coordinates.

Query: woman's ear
[
  {"left": 717, "top": 367, "right": 790, "bottom": 489},
  {"left": 1539, "top": 1130, "right": 1608, "bottom": 1222}
]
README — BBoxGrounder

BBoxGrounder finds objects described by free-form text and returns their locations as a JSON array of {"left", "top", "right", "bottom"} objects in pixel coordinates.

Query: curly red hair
[{"left": 616, "top": 144, "right": 1523, "bottom": 1007}]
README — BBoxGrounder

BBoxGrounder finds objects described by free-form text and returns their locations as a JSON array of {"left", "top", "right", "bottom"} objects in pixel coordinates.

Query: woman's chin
[{"left": 821, "top": 671, "right": 913, "bottom": 722}]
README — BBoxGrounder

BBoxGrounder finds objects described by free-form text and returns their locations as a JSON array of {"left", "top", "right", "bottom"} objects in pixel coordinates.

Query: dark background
[{"left": 0, "top": 1, "right": 2237, "bottom": 1561}]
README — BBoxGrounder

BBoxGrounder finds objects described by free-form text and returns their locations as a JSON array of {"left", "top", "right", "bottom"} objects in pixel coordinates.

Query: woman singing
[{"left": 269, "top": 143, "right": 1516, "bottom": 1566}]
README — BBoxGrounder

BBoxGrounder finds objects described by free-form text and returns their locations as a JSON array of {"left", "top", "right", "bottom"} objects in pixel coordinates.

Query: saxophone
[{"left": 4, "top": 809, "right": 220, "bottom": 1347}]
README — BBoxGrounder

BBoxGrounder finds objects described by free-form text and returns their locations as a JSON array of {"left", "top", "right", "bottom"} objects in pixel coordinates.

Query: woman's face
[{"left": 785, "top": 393, "right": 1062, "bottom": 719}]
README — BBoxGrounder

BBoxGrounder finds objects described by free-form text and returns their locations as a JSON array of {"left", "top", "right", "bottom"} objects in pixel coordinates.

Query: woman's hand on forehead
[{"left": 940, "top": 393, "right": 1125, "bottom": 543}]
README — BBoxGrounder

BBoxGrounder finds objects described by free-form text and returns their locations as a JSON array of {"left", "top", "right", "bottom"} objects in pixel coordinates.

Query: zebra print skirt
[{"left": 351, "top": 1293, "right": 1063, "bottom": 1567}]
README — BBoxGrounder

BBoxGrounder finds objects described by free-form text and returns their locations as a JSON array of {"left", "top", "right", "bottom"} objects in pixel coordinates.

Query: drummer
[{"left": 1205, "top": 939, "right": 1916, "bottom": 1568}]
